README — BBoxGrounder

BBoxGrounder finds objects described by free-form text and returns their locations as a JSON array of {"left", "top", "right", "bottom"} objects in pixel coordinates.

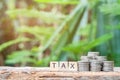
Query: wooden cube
[
  {"left": 50, "top": 61, "right": 59, "bottom": 71},
  {"left": 68, "top": 62, "right": 78, "bottom": 71},
  {"left": 59, "top": 61, "right": 68, "bottom": 71}
]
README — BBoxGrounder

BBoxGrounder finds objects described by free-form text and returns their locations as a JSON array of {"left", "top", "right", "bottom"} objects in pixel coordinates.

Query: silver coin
[
  {"left": 80, "top": 56, "right": 89, "bottom": 60},
  {"left": 88, "top": 52, "right": 99, "bottom": 57},
  {"left": 90, "top": 60, "right": 102, "bottom": 66},
  {"left": 90, "top": 68, "right": 102, "bottom": 72},
  {"left": 103, "top": 61, "right": 114, "bottom": 66},
  {"left": 90, "top": 65, "right": 102, "bottom": 71},
  {"left": 103, "top": 70, "right": 113, "bottom": 72},
  {"left": 96, "top": 56, "right": 107, "bottom": 61},
  {"left": 103, "top": 61, "right": 114, "bottom": 64},
  {"left": 81, "top": 59, "right": 90, "bottom": 62}
]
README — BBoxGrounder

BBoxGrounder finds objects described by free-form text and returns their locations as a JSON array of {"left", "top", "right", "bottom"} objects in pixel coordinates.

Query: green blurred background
[{"left": 0, "top": 0, "right": 120, "bottom": 67}]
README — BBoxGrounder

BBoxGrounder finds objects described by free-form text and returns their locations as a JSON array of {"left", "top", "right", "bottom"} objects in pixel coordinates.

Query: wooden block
[
  {"left": 59, "top": 61, "right": 68, "bottom": 71},
  {"left": 69, "top": 61, "right": 78, "bottom": 71},
  {"left": 50, "top": 61, "right": 59, "bottom": 71}
]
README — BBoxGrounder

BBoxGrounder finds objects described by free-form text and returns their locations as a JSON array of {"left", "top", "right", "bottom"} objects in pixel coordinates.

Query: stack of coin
[
  {"left": 103, "top": 61, "right": 114, "bottom": 72},
  {"left": 90, "top": 60, "right": 102, "bottom": 72},
  {"left": 78, "top": 61, "right": 90, "bottom": 72},
  {"left": 80, "top": 56, "right": 90, "bottom": 61},
  {"left": 88, "top": 52, "right": 99, "bottom": 59}
]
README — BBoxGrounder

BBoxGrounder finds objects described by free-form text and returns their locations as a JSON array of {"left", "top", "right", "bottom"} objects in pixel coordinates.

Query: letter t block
[{"left": 50, "top": 61, "right": 59, "bottom": 71}]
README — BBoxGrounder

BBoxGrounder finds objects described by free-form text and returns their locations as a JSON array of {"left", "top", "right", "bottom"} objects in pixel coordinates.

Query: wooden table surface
[{"left": 0, "top": 67, "right": 120, "bottom": 80}]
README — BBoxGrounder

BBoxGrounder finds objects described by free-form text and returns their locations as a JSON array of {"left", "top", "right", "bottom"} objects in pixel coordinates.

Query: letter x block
[
  {"left": 68, "top": 62, "right": 78, "bottom": 71},
  {"left": 50, "top": 61, "right": 59, "bottom": 71}
]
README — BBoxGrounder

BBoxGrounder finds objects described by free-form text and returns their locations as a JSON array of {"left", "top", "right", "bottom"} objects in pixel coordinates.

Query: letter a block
[
  {"left": 59, "top": 61, "right": 68, "bottom": 71},
  {"left": 50, "top": 61, "right": 59, "bottom": 71},
  {"left": 69, "top": 62, "right": 78, "bottom": 71}
]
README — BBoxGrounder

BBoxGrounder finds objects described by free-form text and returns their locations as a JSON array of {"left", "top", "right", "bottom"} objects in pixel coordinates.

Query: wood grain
[{"left": 0, "top": 67, "right": 120, "bottom": 80}]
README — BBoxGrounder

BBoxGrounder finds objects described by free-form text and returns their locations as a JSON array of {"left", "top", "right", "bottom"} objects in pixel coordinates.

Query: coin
[
  {"left": 80, "top": 56, "right": 90, "bottom": 61},
  {"left": 90, "top": 67, "right": 102, "bottom": 72},
  {"left": 88, "top": 52, "right": 99, "bottom": 57},
  {"left": 90, "top": 60, "right": 102, "bottom": 65},
  {"left": 96, "top": 56, "right": 107, "bottom": 62}
]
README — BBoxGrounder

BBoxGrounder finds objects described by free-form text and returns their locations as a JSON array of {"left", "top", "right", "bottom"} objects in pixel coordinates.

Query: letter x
[{"left": 70, "top": 63, "right": 75, "bottom": 69}]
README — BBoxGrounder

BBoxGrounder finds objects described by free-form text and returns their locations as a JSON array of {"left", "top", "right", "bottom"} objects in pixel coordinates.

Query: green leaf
[
  {"left": 51, "top": 5, "right": 86, "bottom": 61},
  {"left": 42, "top": 4, "right": 85, "bottom": 52},
  {"left": 63, "top": 41, "right": 86, "bottom": 54},
  {"left": 108, "top": 53, "right": 120, "bottom": 67},
  {"left": 100, "top": 3, "right": 120, "bottom": 15},
  {"left": 17, "top": 26, "right": 55, "bottom": 45},
  {"left": 34, "top": 0, "right": 80, "bottom": 4},
  {"left": 6, "top": 9, "right": 66, "bottom": 24},
  {"left": 84, "top": 33, "right": 113, "bottom": 51},
  {"left": 63, "top": 33, "right": 113, "bottom": 53},
  {"left": 5, "top": 50, "right": 33, "bottom": 64},
  {"left": 18, "top": 26, "right": 55, "bottom": 36},
  {"left": 0, "top": 37, "right": 30, "bottom": 52}
]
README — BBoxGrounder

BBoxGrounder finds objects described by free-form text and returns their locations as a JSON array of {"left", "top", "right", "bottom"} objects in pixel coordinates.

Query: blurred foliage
[
  {"left": 6, "top": 9, "right": 66, "bottom": 24},
  {"left": 17, "top": 26, "right": 55, "bottom": 45},
  {"left": 100, "top": 3, "right": 120, "bottom": 15},
  {"left": 0, "top": 0, "right": 120, "bottom": 67},
  {"left": 63, "top": 33, "right": 113, "bottom": 59},
  {"left": 6, "top": 50, "right": 35, "bottom": 66},
  {"left": 35, "top": 0, "right": 80, "bottom": 4},
  {"left": 95, "top": 0, "right": 120, "bottom": 66},
  {"left": 47, "top": 4, "right": 86, "bottom": 61},
  {"left": 108, "top": 53, "right": 120, "bottom": 67},
  {"left": 0, "top": 37, "right": 30, "bottom": 52}
]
